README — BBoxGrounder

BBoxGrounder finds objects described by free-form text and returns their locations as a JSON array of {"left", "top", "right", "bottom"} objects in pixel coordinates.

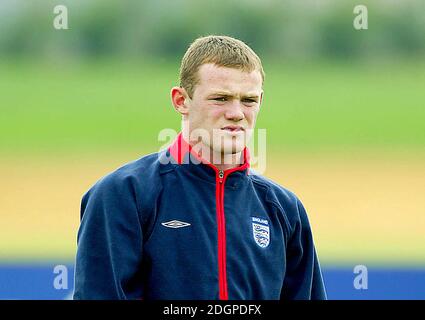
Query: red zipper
[
  {"left": 167, "top": 133, "right": 251, "bottom": 300},
  {"left": 213, "top": 165, "right": 249, "bottom": 300},
  {"left": 216, "top": 170, "right": 228, "bottom": 300}
]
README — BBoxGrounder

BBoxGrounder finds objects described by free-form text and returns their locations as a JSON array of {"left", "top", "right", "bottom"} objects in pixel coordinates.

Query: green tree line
[{"left": 0, "top": 0, "right": 424, "bottom": 61}]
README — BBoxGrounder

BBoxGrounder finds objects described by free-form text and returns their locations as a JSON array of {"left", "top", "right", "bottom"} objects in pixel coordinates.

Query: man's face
[{"left": 185, "top": 63, "right": 263, "bottom": 156}]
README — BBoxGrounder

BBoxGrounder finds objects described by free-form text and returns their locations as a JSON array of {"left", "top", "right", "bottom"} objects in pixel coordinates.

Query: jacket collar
[{"left": 167, "top": 132, "right": 250, "bottom": 183}]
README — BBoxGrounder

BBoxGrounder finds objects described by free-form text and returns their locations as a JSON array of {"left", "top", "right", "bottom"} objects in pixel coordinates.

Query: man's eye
[
  {"left": 213, "top": 97, "right": 226, "bottom": 102},
  {"left": 243, "top": 99, "right": 257, "bottom": 104}
]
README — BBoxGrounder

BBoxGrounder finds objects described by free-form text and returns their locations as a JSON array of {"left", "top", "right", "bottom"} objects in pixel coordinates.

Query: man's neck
[
  {"left": 213, "top": 151, "right": 244, "bottom": 172},
  {"left": 181, "top": 131, "right": 245, "bottom": 171},
  {"left": 187, "top": 140, "right": 244, "bottom": 171}
]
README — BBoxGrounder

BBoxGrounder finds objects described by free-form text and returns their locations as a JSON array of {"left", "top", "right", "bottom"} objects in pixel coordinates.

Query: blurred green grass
[
  {"left": 0, "top": 60, "right": 424, "bottom": 154},
  {"left": 1, "top": 60, "right": 424, "bottom": 264}
]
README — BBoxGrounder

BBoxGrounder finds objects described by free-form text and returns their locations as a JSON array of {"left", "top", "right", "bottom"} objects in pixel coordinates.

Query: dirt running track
[{"left": 1, "top": 151, "right": 424, "bottom": 265}]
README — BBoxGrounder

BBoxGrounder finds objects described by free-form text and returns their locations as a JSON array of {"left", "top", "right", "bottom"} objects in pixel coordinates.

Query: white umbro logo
[{"left": 161, "top": 220, "right": 191, "bottom": 228}]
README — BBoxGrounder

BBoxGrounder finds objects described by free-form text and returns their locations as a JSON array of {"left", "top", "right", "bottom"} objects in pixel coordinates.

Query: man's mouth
[{"left": 221, "top": 125, "right": 244, "bottom": 132}]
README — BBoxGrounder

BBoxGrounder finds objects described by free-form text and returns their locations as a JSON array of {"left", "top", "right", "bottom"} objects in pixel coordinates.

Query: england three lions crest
[{"left": 252, "top": 217, "right": 270, "bottom": 248}]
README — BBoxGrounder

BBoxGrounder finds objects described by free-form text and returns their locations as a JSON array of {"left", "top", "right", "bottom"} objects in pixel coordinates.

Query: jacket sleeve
[
  {"left": 280, "top": 199, "right": 327, "bottom": 300},
  {"left": 73, "top": 174, "right": 144, "bottom": 300}
]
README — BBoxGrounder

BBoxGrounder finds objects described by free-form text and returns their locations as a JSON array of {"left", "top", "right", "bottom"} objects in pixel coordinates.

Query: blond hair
[{"left": 179, "top": 35, "right": 265, "bottom": 98}]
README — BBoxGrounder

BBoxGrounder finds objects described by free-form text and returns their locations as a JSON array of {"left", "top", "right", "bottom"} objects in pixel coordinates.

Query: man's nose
[{"left": 224, "top": 100, "right": 245, "bottom": 121}]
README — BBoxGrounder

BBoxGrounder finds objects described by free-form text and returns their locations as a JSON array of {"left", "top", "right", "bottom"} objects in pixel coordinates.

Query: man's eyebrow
[
  {"left": 207, "top": 91, "right": 234, "bottom": 97},
  {"left": 207, "top": 91, "right": 260, "bottom": 99},
  {"left": 242, "top": 95, "right": 260, "bottom": 99}
]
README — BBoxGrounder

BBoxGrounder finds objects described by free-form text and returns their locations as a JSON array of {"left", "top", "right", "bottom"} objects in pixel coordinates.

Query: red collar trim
[{"left": 168, "top": 132, "right": 250, "bottom": 173}]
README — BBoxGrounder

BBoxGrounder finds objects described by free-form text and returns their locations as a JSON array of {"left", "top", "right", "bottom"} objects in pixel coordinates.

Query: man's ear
[
  {"left": 259, "top": 91, "right": 264, "bottom": 108},
  {"left": 171, "top": 86, "right": 190, "bottom": 116}
]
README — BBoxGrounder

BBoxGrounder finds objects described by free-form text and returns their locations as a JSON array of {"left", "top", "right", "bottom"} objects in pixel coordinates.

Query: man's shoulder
[
  {"left": 111, "top": 150, "right": 165, "bottom": 177},
  {"left": 86, "top": 150, "right": 170, "bottom": 195},
  {"left": 248, "top": 170, "right": 307, "bottom": 227},
  {"left": 249, "top": 169, "right": 300, "bottom": 206}
]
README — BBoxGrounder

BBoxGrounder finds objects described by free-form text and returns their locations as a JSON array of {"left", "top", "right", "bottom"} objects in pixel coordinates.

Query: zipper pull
[{"left": 218, "top": 170, "right": 224, "bottom": 183}]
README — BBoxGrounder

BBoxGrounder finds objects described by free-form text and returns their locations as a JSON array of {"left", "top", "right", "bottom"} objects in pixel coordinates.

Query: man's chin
[
  {"left": 214, "top": 143, "right": 245, "bottom": 155},
  {"left": 213, "top": 134, "right": 247, "bottom": 151}
]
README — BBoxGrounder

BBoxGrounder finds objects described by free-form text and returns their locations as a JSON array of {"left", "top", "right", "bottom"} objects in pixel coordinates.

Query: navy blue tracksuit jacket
[{"left": 73, "top": 133, "right": 327, "bottom": 300}]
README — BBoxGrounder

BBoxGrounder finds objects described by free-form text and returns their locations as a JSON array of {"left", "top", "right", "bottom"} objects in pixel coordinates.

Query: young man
[{"left": 73, "top": 35, "right": 327, "bottom": 300}]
